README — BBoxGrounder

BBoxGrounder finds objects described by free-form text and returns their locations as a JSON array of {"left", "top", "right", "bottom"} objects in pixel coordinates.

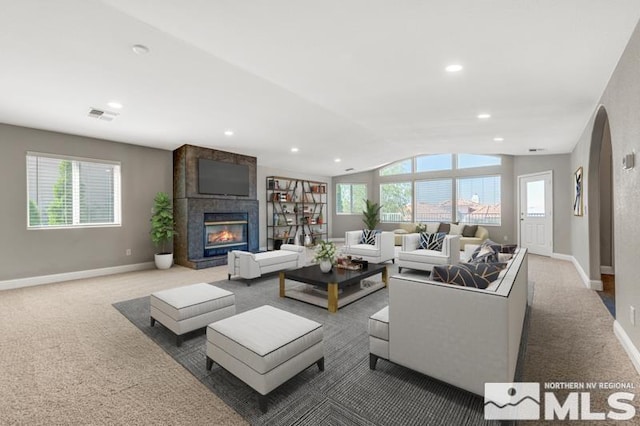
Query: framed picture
[{"left": 573, "top": 166, "right": 583, "bottom": 216}]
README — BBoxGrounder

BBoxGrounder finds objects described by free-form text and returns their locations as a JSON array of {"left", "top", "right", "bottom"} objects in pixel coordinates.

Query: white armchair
[
  {"left": 397, "top": 234, "right": 460, "bottom": 274},
  {"left": 343, "top": 231, "right": 395, "bottom": 264}
]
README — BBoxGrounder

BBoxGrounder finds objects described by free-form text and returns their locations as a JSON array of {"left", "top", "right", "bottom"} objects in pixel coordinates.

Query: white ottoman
[
  {"left": 150, "top": 283, "right": 235, "bottom": 346},
  {"left": 206, "top": 305, "right": 324, "bottom": 413}
]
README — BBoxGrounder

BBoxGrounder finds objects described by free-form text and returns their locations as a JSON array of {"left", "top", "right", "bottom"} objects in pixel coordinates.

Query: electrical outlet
[
  {"left": 126, "top": 249, "right": 132, "bottom": 256},
  {"left": 503, "top": 235, "right": 508, "bottom": 241},
  {"left": 631, "top": 306, "right": 636, "bottom": 326}
]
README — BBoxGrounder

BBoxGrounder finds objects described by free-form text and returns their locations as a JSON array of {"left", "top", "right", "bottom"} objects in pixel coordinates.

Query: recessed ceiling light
[
  {"left": 493, "top": 137, "right": 504, "bottom": 142},
  {"left": 224, "top": 130, "right": 234, "bottom": 136},
  {"left": 445, "top": 64, "right": 463, "bottom": 73},
  {"left": 334, "top": 158, "right": 341, "bottom": 163},
  {"left": 477, "top": 113, "right": 491, "bottom": 119},
  {"left": 132, "top": 44, "right": 150, "bottom": 55},
  {"left": 291, "top": 147, "right": 299, "bottom": 153},
  {"left": 107, "top": 101, "right": 123, "bottom": 109}
]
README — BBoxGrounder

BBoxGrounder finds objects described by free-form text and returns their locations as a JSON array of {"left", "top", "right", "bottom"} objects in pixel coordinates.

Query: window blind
[
  {"left": 415, "top": 179, "right": 453, "bottom": 222},
  {"left": 27, "top": 153, "right": 121, "bottom": 228}
]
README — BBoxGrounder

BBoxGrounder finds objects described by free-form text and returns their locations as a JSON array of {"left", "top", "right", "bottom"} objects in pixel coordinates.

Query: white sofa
[
  {"left": 227, "top": 244, "right": 305, "bottom": 283},
  {"left": 397, "top": 234, "right": 460, "bottom": 274},
  {"left": 369, "top": 248, "right": 528, "bottom": 396},
  {"left": 343, "top": 230, "right": 395, "bottom": 264},
  {"left": 393, "top": 222, "right": 489, "bottom": 249}
]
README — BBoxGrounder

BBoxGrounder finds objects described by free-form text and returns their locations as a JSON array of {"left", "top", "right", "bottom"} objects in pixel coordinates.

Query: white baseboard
[
  {"left": 551, "top": 252, "right": 573, "bottom": 262},
  {"left": 601, "top": 265, "right": 615, "bottom": 275},
  {"left": 0, "top": 262, "right": 155, "bottom": 292},
  {"left": 614, "top": 321, "right": 640, "bottom": 376},
  {"left": 551, "top": 253, "right": 603, "bottom": 291}
]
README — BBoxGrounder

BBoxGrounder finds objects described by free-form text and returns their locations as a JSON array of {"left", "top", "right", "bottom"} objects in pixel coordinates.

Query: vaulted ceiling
[{"left": 1, "top": 1, "right": 639, "bottom": 176}]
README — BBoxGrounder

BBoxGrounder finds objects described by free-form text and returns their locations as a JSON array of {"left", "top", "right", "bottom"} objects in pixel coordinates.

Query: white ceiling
[{"left": 1, "top": 1, "right": 639, "bottom": 176}]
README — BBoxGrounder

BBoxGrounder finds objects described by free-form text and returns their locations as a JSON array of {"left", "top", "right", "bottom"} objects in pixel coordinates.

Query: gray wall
[
  {"left": 571, "top": 19, "right": 640, "bottom": 347},
  {"left": 331, "top": 156, "right": 516, "bottom": 244},
  {"left": 513, "top": 154, "right": 572, "bottom": 255},
  {"left": 0, "top": 124, "right": 172, "bottom": 280},
  {"left": 331, "top": 170, "right": 375, "bottom": 238}
]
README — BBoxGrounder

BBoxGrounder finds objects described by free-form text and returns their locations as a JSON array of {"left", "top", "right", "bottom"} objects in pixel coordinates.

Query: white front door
[{"left": 519, "top": 172, "right": 553, "bottom": 256}]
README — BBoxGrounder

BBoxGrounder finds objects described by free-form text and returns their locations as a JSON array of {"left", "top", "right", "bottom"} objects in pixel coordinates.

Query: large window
[
  {"left": 27, "top": 153, "right": 121, "bottom": 228},
  {"left": 380, "top": 182, "right": 412, "bottom": 222},
  {"left": 456, "top": 176, "right": 501, "bottom": 225},
  {"left": 379, "top": 159, "right": 412, "bottom": 176},
  {"left": 457, "top": 154, "right": 501, "bottom": 169},
  {"left": 416, "top": 154, "right": 452, "bottom": 172},
  {"left": 336, "top": 183, "right": 367, "bottom": 214},
  {"left": 415, "top": 179, "right": 453, "bottom": 223}
]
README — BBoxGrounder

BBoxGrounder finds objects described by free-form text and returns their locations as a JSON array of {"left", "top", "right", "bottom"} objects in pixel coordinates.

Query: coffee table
[{"left": 279, "top": 264, "right": 388, "bottom": 313}]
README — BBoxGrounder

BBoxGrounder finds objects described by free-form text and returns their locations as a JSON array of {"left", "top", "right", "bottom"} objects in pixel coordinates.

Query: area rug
[{"left": 113, "top": 272, "right": 532, "bottom": 425}]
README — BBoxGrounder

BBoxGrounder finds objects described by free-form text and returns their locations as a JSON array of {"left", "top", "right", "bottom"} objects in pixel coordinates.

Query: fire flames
[{"left": 208, "top": 228, "right": 238, "bottom": 244}]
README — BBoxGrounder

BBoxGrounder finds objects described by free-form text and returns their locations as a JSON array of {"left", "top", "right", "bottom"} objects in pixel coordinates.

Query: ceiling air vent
[
  {"left": 88, "top": 108, "right": 119, "bottom": 122},
  {"left": 345, "top": 168, "right": 355, "bottom": 172},
  {"left": 528, "top": 148, "right": 544, "bottom": 152}
]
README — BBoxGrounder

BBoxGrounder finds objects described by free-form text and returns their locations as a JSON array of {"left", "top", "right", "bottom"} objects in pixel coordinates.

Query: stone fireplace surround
[{"left": 173, "top": 144, "right": 259, "bottom": 269}]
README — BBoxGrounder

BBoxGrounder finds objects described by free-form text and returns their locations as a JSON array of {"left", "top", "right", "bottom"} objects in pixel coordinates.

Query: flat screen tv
[{"left": 198, "top": 158, "right": 250, "bottom": 196}]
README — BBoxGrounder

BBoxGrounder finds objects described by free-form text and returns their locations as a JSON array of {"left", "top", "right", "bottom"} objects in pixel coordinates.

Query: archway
[{"left": 589, "top": 106, "right": 615, "bottom": 316}]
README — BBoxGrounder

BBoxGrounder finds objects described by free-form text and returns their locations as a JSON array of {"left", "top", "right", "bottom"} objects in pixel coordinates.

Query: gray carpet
[{"left": 114, "top": 270, "right": 531, "bottom": 425}]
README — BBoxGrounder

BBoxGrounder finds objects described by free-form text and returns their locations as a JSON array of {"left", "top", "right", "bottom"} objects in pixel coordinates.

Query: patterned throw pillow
[
  {"left": 432, "top": 263, "right": 505, "bottom": 289},
  {"left": 359, "top": 229, "right": 379, "bottom": 245},
  {"left": 469, "top": 240, "right": 501, "bottom": 263},
  {"left": 418, "top": 232, "right": 446, "bottom": 251}
]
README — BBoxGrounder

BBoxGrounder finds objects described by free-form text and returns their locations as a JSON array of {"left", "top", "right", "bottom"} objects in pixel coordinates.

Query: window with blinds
[
  {"left": 456, "top": 175, "right": 501, "bottom": 225},
  {"left": 415, "top": 179, "right": 453, "bottom": 223},
  {"left": 26, "top": 153, "right": 121, "bottom": 228}
]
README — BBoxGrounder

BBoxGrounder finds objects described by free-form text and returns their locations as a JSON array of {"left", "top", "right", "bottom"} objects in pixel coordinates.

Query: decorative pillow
[
  {"left": 359, "top": 229, "right": 379, "bottom": 245},
  {"left": 449, "top": 223, "right": 464, "bottom": 235},
  {"left": 437, "top": 222, "right": 451, "bottom": 234},
  {"left": 414, "top": 223, "right": 427, "bottom": 233},
  {"left": 418, "top": 232, "right": 446, "bottom": 251},
  {"left": 469, "top": 240, "right": 501, "bottom": 263},
  {"left": 432, "top": 263, "right": 504, "bottom": 289},
  {"left": 462, "top": 225, "right": 478, "bottom": 237},
  {"left": 499, "top": 244, "right": 518, "bottom": 254}
]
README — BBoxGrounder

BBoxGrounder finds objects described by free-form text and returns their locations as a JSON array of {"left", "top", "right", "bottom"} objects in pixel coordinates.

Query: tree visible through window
[
  {"left": 379, "top": 159, "right": 412, "bottom": 176},
  {"left": 336, "top": 183, "right": 367, "bottom": 214},
  {"left": 380, "top": 182, "right": 412, "bottom": 222},
  {"left": 27, "top": 153, "right": 121, "bottom": 228}
]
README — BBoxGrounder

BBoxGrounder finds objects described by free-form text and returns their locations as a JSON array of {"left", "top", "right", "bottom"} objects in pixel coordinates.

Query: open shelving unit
[{"left": 266, "top": 176, "right": 328, "bottom": 250}]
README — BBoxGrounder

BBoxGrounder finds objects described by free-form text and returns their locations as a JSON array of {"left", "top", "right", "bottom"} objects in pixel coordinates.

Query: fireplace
[{"left": 203, "top": 212, "right": 248, "bottom": 257}]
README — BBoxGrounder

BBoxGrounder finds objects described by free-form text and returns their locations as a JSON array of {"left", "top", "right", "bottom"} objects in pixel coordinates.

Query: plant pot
[
  {"left": 319, "top": 259, "right": 332, "bottom": 273},
  {"left": 154, "top": 253, "right": 173, "bottom": 270}
]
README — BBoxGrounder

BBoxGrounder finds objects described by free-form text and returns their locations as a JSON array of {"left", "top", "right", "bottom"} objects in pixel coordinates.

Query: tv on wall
[{"left": 198, "top": 158, "right": 250, "bottom": 196}]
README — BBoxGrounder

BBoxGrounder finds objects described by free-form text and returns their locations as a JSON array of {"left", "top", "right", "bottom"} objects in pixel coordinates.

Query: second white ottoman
[
  {"left": 206, "top": 305, "right": 324, "bottom": 413},
  {"left": 150, "top": 283, "right": 235, "bottom": 346}
]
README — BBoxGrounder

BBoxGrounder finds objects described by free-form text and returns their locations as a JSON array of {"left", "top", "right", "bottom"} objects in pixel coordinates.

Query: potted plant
[
  {"left": 150, "top": 192, "right": 177, "bottom": 270},
  {"left": 362, "top": 199, "right": 382, "bottom": 230},
  {"left": 314, "top": 240, "right": 337, "bottom": 273}
]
